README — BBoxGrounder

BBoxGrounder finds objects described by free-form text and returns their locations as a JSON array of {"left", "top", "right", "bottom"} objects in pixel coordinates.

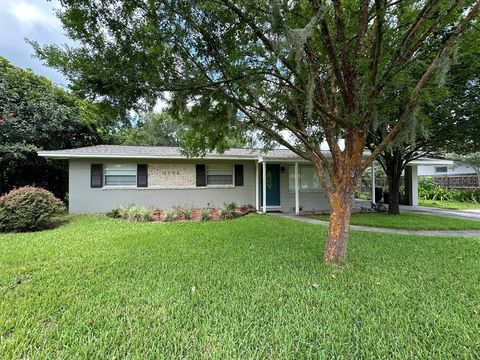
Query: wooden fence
[
  {"left": 431, "top": 174, "right": 479, "bottom": 189},
  {"left": 357, "top": 174, "right": 479, "bottom": 194}
]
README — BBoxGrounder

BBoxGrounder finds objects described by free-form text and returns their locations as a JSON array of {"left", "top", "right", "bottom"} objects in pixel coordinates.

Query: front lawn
[
  {"left": 1, "top": 215, "right": 479, "bottom": 358},
  {"left": 310, "top": 211, "right": 480, "bottom": 230},
  {"left": 419, "top": 199, "right": 480, "bottom": 210}
]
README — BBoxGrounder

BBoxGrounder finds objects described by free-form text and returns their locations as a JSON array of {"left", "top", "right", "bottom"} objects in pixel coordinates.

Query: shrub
[
  {"left": 117, "top": 204, "right": 154, "bottom": 222},
  {"left": 453, "top": 188, "right": 480, "bottom": 203},
  {"left": 179, "top": 208, "right": 192, "bottom": 220},
  {"left": 418, "top": 176, "right": 480, "bottom": 203},
  {"left": 354, "top": 191, "right": 369, "bottom": 200},
  {"left": 200, "top": 208, "right": 211, "bottom": 221},
  {"left": 106, "top": 208, "right": 121, "bottom": 219},
  {"left": 162, "top": 208, "right": 177, "bottom": 222},
  {"left": 0, "top": 186, "right": 64, "bottom": 232},
  {"left": 218, "top": 202, "right": 237, "bottom": 220}
]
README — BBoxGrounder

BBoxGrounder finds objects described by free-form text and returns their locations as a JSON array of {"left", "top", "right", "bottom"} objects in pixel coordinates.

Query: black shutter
[
  {"left": 234, "top": 164, "right": 244, "bottom": 186},
  {"left": 196, "top": 164, "right": 206, "bottom": 187},
  {"left": 91, "top": 164, "right": 103, "bottom": 188},
  {"left": 137, "top": 164, "right": 148, "bottom": 187}
]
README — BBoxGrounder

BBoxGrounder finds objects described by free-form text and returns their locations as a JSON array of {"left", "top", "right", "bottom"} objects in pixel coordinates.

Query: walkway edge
[{"left": 272, "top": 213, "right": 480, "bottom": 237}]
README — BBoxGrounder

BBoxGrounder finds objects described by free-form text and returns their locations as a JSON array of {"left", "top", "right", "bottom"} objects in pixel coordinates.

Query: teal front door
[{"left": 265, "top": 164, "right": 280, "bottom": 206}]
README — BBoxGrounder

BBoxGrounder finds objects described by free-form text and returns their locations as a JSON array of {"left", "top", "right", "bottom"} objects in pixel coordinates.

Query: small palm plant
[
  {"left": 200, "top": 208, "right": 211, "bottom": 221},
  {"left": 218, "top": 202, "right": 237, "bottom": 220}
]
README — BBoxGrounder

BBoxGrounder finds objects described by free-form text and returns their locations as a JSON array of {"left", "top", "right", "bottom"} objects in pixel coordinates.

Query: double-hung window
[
  {"left": 206, "top": 164, "right": 233, "bottom": 185},
  {"left": 104, "top": 164, "right": 137, "bottom": 186},
  {"left": 288, "top": 165, "right": 320, "bottom": 192}
]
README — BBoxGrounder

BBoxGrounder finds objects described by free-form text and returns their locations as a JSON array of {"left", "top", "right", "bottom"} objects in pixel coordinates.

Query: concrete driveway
[
  {"left": 354, "top": 199, "right": 480, "bottom": 221},
  {"left": 399, "top": 205, "right": 480, "bottom": 221}
]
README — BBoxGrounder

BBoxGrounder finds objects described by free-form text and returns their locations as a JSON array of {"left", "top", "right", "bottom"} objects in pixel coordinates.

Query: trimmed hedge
[{"left": 0, "top": 186, "right": 64, "bottom": 232}]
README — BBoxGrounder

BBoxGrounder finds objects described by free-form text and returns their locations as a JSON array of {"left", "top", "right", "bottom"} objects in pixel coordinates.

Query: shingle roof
[
  {"left": 37, "top": 145, "right": 453, "bottom": 165},
  {"left": 37, "top": 145, "right": 306, "bottom": 160}
]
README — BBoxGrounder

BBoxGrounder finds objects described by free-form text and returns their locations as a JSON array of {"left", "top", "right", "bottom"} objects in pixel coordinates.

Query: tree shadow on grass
[
  {"left": 0, "top": 214, "right": 72, "bottom": 235},
  {"left": 42, "top": 215, "right": 71, "bottom": 231}
]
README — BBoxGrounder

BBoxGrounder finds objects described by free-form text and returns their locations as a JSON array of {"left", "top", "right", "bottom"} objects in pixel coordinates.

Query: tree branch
[{"left": 363, "top": 0, "right": 480, "bottom": 170}]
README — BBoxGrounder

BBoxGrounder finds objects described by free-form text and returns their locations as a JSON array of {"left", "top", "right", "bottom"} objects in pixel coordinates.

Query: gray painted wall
[
  {"left": 68, "top": 158, "right": 330, "bottom": 214},
  {"left": 69, "top": 159, "right": 257, "bottom": 213}
]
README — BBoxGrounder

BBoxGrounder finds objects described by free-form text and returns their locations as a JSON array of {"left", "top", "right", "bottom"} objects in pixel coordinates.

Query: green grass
[
  {"left": 1, "top": 215, "right": 479, "bottom": 358},
  {"left": 419, "top": 199, "right": 480, "bottom": 210},
  {"left": 310, "top": 212, "right": 480, "bottom": 230}
]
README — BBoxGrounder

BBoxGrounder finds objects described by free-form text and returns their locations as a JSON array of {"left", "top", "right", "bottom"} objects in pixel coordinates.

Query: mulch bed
[{"left": 152, "top": 207, "right": 256, "bottom": 222}]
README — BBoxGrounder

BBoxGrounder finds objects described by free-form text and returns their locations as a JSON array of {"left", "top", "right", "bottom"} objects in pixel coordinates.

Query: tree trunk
[
  {"left": 324, "top": 187, "right": 354, "bottom": 263},
  {"left": 382, "top": 151, "right": 405, "bottom": 216},
  {"left": 387, "top": 174, "right": 401, "bottom": 215}
]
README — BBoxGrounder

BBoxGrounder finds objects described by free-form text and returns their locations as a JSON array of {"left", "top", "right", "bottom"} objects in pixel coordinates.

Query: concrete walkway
[{"left": 273, "top": 213, "right": 480, "bottom": 237}]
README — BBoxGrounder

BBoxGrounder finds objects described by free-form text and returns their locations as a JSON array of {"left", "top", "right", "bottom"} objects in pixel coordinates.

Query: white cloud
[{"left": 9, "top": 1, "right": 61, "bottom": 30}]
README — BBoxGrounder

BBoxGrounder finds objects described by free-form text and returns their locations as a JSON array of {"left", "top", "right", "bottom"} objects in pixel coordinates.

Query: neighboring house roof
[{"left": 37, "top": 145, "right": 453, "bottom": 165}]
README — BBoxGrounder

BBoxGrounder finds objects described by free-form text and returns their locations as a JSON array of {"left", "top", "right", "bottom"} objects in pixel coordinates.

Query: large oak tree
[
  {"left": 33, "top": 0, "right": 480, "bottom": 262},
  {"left": 367, "top": 26, "right": 480, "bottom": 215}
]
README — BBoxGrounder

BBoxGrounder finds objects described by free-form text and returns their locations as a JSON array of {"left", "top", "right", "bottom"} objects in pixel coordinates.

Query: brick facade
[{"left": 148, "top": 163, "right": 196, "bottom": 188}]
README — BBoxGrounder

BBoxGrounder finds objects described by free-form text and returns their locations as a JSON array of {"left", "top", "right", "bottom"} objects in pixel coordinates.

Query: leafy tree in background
[
  {"left": 122, "top": 112, "right": 183, "bottom": 146},
  {"left": 32, "top": 1, "right": 480, "bottom": 262},
  {"left": 450, "top": 152, "right": 480, "bottom": 186},
  {"left": 122, "top": 111, "right": 247, "bottom": 148},
  {"left": 0, "top": 57, "right": 118, "bottom": 199},
  {"left": 367, "top": 27, "right": 480, "bottom": 214}
]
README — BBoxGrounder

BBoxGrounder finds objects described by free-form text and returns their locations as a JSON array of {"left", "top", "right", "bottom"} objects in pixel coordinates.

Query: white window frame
[
  {"left": 206, "top": 164, "right": 235, "bottom": 187},
  {"left": 288, "top": 165, "right": 321, "bottom": 193},
  {"left": 104, "top": 163, "right": 137, "bottom": 187}
]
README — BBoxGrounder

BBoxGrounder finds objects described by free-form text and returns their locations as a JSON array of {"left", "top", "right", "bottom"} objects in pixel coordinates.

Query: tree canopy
[
  {"left": 0, "top": 57, "right": 118, "bottom": 198},
  {"left": 122, "top": 112, "right": 183, "bottom": 146},
  {"left": 32, "top": 0, "right": 480, "bottom": 262},
  {"left": 366, "top": 26, "right": 480, "bottom": 214}
]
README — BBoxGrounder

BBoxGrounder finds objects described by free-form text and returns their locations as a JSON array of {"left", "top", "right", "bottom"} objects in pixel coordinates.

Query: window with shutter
[
  {"left": 206, "top": 164, "right": 233, "bottom": 185},
  {"left": 196, "top": 164, "right": 206, "bottom": 187},
  {"left": 91, "top": 164, "right": 103, "bottom": 188},
  {"left": 234, "top": 164, "right": 244, "bottom": 186},
  {"left": 137, "top": 164, "right": 148, "bottom": 187},
  {"left": 104, "top": 164, "right": 137, "bottom": 186}
]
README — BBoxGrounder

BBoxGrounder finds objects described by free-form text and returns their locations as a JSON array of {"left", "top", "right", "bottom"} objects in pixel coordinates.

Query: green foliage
[
  {"left": 115, "top": 205, "right": 154, "bottom": 222},
  {"left": 178, "top": 207, "right": 192, "bottom": 220},
  {"left": 162, "top": 208, "right": 178, "bottom": 222},
  {"left": 0, "top": 57, "right": 118, "bottom": 198},
  {"left": 0, "top": 186, "right": 64, "bottom": 232},
  {"left": 200, "top": 208, "right": 211, "bottom": 221},
  {"left": 355, "top": 191, "right": 370, "bottom": 200},
  {"left": 419, "top": 199, "right": 480, "bottom": 210},
  {"left": 366, "top": 25, "right": 480, "bottom": 214},
  {"left": 106, "top": 208, "right": 121, "bottom": 219},
  {"left": 218, "top": 202, "right": 238, "bottom": 220},
  {"left": 419, "top": 177, "right": 457, "bottom": 201},
  {"left": 418, "top": 177, "right": 480, "bottom": 203},
  {"left": 122, "top": 112, "right": 183, "bottom": 146},
  {"left": 30, "top": 1, "right": 477, "bottom": 157}
]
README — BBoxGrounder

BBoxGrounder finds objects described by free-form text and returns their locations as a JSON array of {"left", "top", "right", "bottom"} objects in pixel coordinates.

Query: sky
[{"left": 0, "top": 0, "right": 71, "bottom": 86}]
